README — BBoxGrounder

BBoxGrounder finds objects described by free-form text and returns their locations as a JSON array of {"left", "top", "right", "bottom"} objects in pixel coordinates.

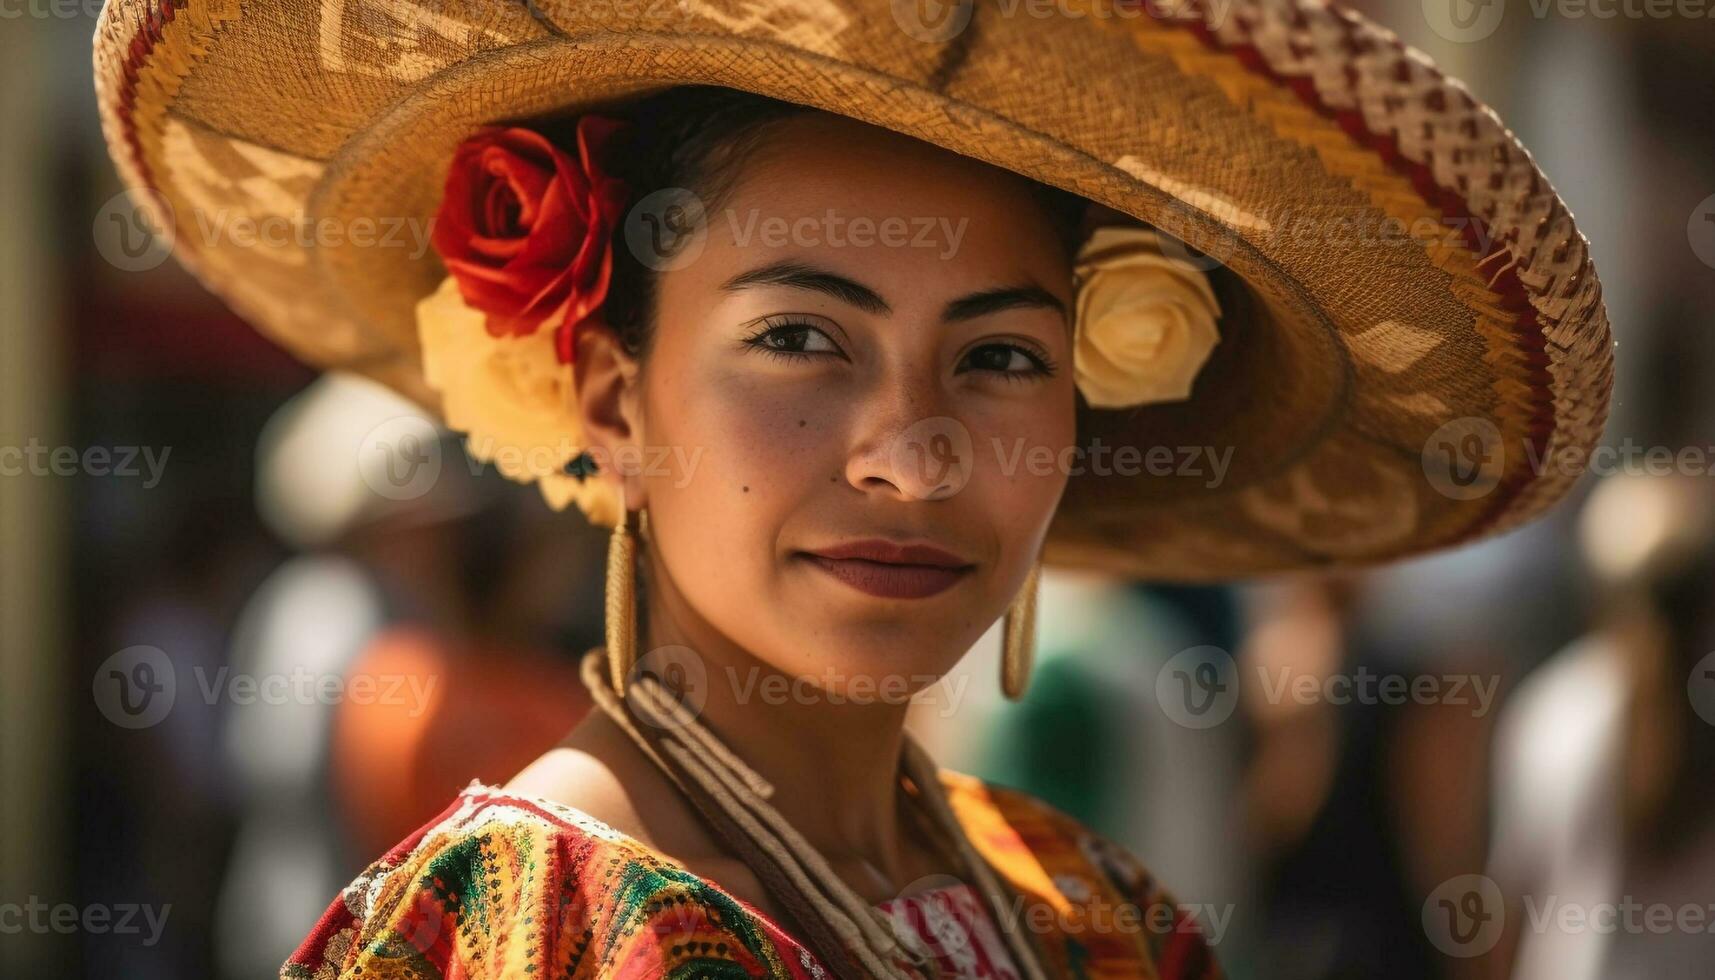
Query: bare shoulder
[
  {"left": 500, "top": 711, "right": 781, "bottom": 914},
  {"left": 502, "top": 710, "right": 687, "bottom": 850}
]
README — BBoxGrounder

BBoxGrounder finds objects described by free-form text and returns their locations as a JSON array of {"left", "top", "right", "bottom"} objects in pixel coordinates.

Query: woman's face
[{"left": 613, "top": 113, "right": 1078, "bottom": 694}]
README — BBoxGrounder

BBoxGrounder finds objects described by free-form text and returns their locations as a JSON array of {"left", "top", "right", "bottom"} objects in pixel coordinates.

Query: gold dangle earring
[
  {"left": 605, "top": 483, "right": 638, "bottom": 697},
  {"left": 1000, "top": 560, "right": 1042, "bottom": 701}
]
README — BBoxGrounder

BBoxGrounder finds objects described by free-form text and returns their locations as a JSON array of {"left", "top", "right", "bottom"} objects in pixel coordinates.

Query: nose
[{"left": 843, "top": 376, "right": 973, "bottom": 502}]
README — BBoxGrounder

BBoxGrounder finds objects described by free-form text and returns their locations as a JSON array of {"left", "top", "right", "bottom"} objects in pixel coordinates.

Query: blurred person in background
[
  {"left": 327, "top": 491, "right": 604, "bottom": 861},
  {"left": 1241, "top": 574, "right": 1490, "bottom": 980},
  {"left": 1486, "top": 472, "right": 1715, "bottom": 980},
  {"left": 1479, "top": 21, "right": 1715, "bottom": 969},
  {"left": 213, "top": 374, "right": 600, "bottom": 977},
  {"left": 213, "top": 374, "right": 480, "bottom": 976}
]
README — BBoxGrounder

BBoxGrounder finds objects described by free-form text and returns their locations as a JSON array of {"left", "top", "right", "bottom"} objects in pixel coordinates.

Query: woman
[{"left": 92, "top": 1, "right": 1612, "bottom": 977}]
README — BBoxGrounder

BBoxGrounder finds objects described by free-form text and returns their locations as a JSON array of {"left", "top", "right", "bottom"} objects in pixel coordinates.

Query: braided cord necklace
[{"left": 578, "top": 647, "right": 1051, "bottom": 980}]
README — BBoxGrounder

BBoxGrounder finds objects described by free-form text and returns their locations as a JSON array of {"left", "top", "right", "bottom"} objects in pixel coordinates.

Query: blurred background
[{"left": 2, "top": 2, "right": 1713, "bottom": 978}]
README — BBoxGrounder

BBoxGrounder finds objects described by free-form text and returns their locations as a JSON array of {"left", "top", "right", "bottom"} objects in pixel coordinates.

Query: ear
[{"left": 572, "top": 318, "right": 646, "bottom": 509}]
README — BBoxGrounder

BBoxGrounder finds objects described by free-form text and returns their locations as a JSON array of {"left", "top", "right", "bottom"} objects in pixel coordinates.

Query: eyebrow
[{"left": 718, "top": 260, "right": 1067, "bottom": 325}]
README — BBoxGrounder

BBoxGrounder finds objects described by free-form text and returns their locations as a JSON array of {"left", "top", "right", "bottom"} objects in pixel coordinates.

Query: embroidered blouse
[{"left": 282, "top": 768, "right": 1221, "bottom": 979}]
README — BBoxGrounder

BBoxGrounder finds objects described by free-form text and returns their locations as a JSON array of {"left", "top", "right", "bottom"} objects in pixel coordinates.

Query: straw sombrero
[{"left": 93, "top": 0, "right": 1611, "bottom": 581}]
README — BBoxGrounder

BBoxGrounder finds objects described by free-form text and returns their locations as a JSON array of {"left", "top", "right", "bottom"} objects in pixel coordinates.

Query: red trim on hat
[{"left": 1163, "top": 1, "right": 1558, "bottom": 540}]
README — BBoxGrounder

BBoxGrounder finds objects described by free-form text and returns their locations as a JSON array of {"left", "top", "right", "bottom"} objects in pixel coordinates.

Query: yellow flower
[
  {"left": 416, "top": 276, "right": 621, "bottom": 526},
  {"left": 1071, "top": 225, "right": 1221, "bottom": 408}
]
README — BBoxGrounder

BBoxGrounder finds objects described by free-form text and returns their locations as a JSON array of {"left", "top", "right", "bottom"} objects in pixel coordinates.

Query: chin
[{"left": 769, "top": 612, "right": 987, "bottom": 693}]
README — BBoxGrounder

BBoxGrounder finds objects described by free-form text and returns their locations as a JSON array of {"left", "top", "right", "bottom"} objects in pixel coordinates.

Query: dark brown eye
[
  {"left": 743, "top": 320, "right": 842, "bottom": 360},
  {"left": 765, "top": 326, "right": 810, "bottom": 351},
  {"left": 960, "top": 343, "right": 1047, "bottom": 377}
]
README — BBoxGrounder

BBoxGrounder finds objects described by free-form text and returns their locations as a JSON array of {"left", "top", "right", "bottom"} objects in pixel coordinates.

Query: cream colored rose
[
  {"left": 1071, "top": 225, "right": 1222, "bottom": 408},
  {"left": 416, "top": 276, "right": 621, "bottom": 526}
]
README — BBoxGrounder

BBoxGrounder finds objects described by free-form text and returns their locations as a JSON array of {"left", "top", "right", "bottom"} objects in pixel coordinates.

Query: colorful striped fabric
[{"left": 282, "top": 768, "right": 1222, "bottom": 979}]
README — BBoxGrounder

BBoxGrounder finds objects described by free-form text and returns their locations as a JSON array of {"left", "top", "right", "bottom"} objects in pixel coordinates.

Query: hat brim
[{"left": 95, "top": 0, "right": 1611, "bottom": 581}]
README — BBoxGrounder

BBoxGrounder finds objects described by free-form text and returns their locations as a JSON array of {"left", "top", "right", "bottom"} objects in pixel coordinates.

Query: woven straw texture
[{"left": 93, "top": 0, "right": 1612, "bottom": 580}]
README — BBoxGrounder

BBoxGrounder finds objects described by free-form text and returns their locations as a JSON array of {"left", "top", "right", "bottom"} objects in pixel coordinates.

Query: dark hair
[{"left": 587, "top": 85, "right": 1090, "bottom": 359}]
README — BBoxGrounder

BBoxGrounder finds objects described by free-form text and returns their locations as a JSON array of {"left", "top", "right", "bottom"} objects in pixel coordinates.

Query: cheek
[
  {"left": 656, "top": 360, "right": 836, "bottom": 500},
  {"left": 637, "top": 360, "right": 836, "bottom": 579},
  {"left": 966, "top": 393, "right": 1077, "bottom": 532}
]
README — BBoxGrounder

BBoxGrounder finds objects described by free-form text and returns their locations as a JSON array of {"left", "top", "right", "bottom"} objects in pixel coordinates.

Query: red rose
[{"left": 430, "top": 116, "right": 630, "bottom": 363}]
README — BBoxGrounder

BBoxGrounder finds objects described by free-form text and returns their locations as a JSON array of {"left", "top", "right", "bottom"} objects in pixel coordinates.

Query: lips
[{"left": 797, "top": 539, "right": 975, "bottom": 599}]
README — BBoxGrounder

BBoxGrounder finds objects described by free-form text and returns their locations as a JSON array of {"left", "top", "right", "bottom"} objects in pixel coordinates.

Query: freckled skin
[{"left": 578, "top": 112, "right": 1077, "bottom": 695}]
